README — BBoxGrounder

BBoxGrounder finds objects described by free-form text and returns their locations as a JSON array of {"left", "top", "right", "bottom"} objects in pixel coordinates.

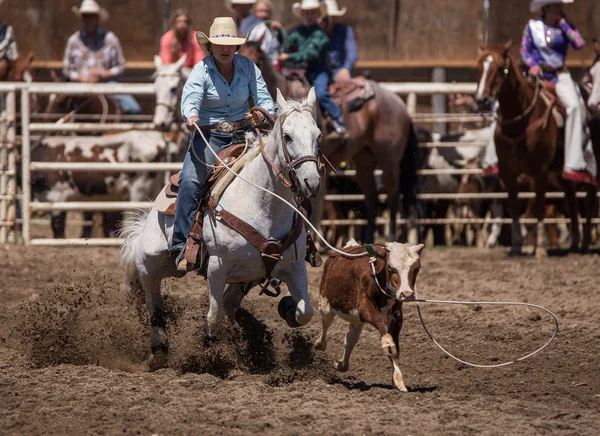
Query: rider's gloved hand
[
  {"left": 186, "top": 116, "right": 199, "bottom": 132},
  {"left": 528, "top": 65, "right": 543, "bottom": 78},
  {"left": 246, "top": 111, "right": 265, "bottom": 128}
]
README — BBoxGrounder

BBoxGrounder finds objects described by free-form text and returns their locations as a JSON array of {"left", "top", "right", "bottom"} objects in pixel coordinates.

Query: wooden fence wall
[{"left": 2, "top": 0, "right": 598, "bottom": 67}]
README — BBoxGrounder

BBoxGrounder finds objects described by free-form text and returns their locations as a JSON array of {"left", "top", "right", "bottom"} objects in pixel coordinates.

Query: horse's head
[
  {"left": 588, "top": 39, "right": 600, "bottom": 113},
  {"left": 1, "top": 51, "right": 35, "bottom": 82},
  {"left": 153, "top": 54, "right": 186, "bottom": 131},
  {"left": 275, "top": 87, "right": 322, "bottom": 198},
  {"left": 475, "top": 41, "right": 513, "bottom": 110},
  {"left": 238, "top": 39, "right": 264, "bottom": 67}
]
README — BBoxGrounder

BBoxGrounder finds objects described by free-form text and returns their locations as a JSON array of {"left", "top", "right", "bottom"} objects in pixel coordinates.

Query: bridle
[
  {"left": 482, "top": 54, "right": 541, "bottom": 125},
  {"left": 251, "top": 106, "right": 334, "bottom": 197},
  {"left": 154, "top": 71, "right": 184, "bottom": 118}
]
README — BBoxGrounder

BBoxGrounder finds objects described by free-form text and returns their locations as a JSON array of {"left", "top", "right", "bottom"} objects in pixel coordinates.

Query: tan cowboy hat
[
  {"left": 195, "top": 17, "right": 247, "bottom": 53},
  {"left": 225, "top": 0, "right": 256, "bottom": 12},
  {"left": 292, "top": 0, "right": 327, "bottom": 19},
  {"left": 530, "top": 0, "right": 574, "bottom": 13},
  {"left": 324, "top": 0, "right": 347, "bottom": 17},
  {"left": 72, "top": 0, "right": 109, "bottom": 22}
]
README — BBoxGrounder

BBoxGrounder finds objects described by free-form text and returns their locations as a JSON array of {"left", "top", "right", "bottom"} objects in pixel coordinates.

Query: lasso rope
[{"left": 192, "top": 121, "right": 559, "bottom": 367}]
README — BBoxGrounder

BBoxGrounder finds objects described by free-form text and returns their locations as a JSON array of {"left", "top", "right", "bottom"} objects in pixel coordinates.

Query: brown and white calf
[{"left": 315, "top": 240, "right": 424, "bottom": 392}]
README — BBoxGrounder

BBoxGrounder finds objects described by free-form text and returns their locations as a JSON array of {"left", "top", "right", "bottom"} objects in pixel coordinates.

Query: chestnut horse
[
  {"left": 239, "top": 41, "right": 419, "bottom": 243},
  {"left": 475, "top": 42, "right": 597, "bottom": 255}
]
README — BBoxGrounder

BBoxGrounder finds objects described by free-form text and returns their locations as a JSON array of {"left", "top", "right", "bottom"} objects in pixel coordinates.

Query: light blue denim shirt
[{"left": 180, "top": 54, "right": 274, "bottom": 125}]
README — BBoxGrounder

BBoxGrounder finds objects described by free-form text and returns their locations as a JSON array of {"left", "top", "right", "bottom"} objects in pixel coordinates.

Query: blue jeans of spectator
[
  {"left": 309, "top": 65, "right": 343, "bottom": 125},
  {"left": 170, "top": 130, "right": 234, "bottom": 255},
  {"left": 112, "top": 93, "right": 142, "bottom": 115}
]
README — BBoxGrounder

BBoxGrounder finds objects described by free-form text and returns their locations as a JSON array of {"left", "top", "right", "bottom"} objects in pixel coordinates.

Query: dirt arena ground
[{"left": 1, "top": 244, "right": 599, "bottom": 435}]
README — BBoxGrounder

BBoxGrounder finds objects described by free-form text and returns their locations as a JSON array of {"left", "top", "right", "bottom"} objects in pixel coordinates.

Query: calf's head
[{"left": 385, "top": 242, "right": 425, "bottom": 301}]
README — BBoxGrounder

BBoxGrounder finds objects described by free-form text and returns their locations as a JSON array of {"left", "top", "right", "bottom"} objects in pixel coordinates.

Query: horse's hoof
[
  {"left": 278, "top": 296, "right": 301, "bottom": 328},
  {"left": 150, "top": 327, "right": 169, "bottom": 355},
  {"left": 569, "top": 244, "right": 580, "bottom": 254},
  {"left": 148, "top": 351, "right": 168, "bottom": 371},
  {"left": 581, "top": 245, "right": 590, "bottom": 255},
  {"left": 203, "top": 334, "right": 217, "bottom": 347},
  {"left": 508, "top": 247, "right": 523, "bottom": 257}
]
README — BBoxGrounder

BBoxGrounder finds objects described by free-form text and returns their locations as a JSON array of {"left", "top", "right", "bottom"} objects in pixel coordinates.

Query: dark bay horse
[
  {"left": 476, "top": 42, "right": 598, "bottom": 255},
  {"left": 239, "top": 41, "right": 419, "bottom": 243}
]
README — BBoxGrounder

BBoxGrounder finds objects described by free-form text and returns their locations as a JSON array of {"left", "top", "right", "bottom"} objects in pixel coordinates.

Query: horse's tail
[
  {"left": 118, "top": 210, "right": 148, "bottom": 292},
  {"left": 400, "top": 121, "right": 421, "bottom": 216}
]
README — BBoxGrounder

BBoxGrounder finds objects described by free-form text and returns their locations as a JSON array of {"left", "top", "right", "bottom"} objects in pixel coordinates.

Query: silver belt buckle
[{"left": 216, "top": 120, "right": 236, "bottom": 134}]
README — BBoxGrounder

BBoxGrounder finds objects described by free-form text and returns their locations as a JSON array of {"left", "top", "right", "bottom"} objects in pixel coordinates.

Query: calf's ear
[{"left": 412, "top": 243, "right": 425, "bottom": 257}]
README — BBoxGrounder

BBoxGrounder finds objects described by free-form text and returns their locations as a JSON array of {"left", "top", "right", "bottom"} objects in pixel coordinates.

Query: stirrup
[{"left": 305, "top": 233, "right": 323, "bottom": 267}]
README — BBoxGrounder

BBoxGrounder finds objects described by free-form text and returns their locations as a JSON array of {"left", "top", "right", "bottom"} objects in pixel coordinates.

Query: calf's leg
[
  {"left": 387, "top": 304, "right": 408, "bottom": 392},
  {"left": 314, "top": 305, "right": 335, "bottom": 351},
  {"left": 334, "top": 323, "right": 364, "bottom": 372}
]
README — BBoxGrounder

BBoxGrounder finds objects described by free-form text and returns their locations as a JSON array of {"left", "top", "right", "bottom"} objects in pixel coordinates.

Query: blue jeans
[
  {"left": 309, "top": 65, "right": 343, "bottom": 124},
  {"left": 170, "top": 130, "right": 235, "bottom": 253},
  {"left": 112, "top": 93, "right": 142, "bottom": 115}
]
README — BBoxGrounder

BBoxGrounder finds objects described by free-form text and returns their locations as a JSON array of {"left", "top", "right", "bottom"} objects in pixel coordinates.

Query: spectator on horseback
[
  {"left": 320, "top": 0, "right": 358, "bottom": 82},
  {"left": 227, "top": 0, "right": 261, "bottom": 38},
  {"left": 0, "top": 19, "right": 19, "bottom": 78},
  {"left": 246, "top": 0, "right": 283, "bottom": 61},
  {"left": 159, "top": 8, "right": 206, "bottom": 78},
  {"left": 63, "top": 0, "right": 141, "bottom": 115},
  {"left": 522, "top": 0, "right": 596, "bottom": 185},
  {"left": 278, "top": 0, "right": 347, "bottom": 139},
  {"left": 172, "top": 17, "right": 274, "bottom": 270}
]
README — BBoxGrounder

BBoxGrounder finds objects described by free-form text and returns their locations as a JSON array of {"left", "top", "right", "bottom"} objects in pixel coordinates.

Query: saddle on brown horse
[{"left": 330, "top": 76, "right": 376, "bottom": 113}]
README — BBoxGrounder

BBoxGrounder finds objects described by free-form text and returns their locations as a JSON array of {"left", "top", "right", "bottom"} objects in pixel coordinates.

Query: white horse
[
  {"left": 152, "top": 54, "right": 187, "bottom": 131},
  {"left": 120, "top": 89, "right": 322, "bottom": 355}
]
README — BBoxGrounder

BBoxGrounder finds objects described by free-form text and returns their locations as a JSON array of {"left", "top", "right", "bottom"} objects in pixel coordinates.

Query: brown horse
[
  {"left": 475, "top": 42, "right": 597, "bottom": 255},
  {"left": 238, "top": 40, "right": 308, "bottom": 101},
  {"left": 0, "top": 50, "right": 35, "bottom": 82},
  {"left": 239, "top": 41, "right": 419, "bottom": 243}
]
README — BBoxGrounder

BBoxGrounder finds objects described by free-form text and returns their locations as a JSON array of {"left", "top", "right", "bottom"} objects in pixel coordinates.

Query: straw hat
[
  {"left": 292, "top": 0, "right": 327, "bottom": 19},
  {"left": 225, "top": 0, "right": 256, "bottom": 11},
  {"left": 529, "top": 0, "right": 573, "bottom": 13},
  {"left": 324, "top": 0, "right": 347, "bottom": 16},
  {"left": 72, "top": 0, "right": 109, "bottom": 22},
  {"left": 195, "top": 17, "right": 247, "bottom": 53}
]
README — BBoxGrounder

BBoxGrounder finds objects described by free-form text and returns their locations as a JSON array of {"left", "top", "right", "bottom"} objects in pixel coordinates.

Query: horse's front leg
[
  {"left": 501, "top": 170, "right": 523, "bottom": 256},
  {"left": 353, "top": 148, "right": 378, "bottom": 243},
  {"left": 277, "top": 260, "right": 314, "bottom": 328},
  {"left": 206, "top": 257, "right": 227, "bottom": 339},
  {"left": 532, "top": 171, "right": 550, "bottom": 256}
]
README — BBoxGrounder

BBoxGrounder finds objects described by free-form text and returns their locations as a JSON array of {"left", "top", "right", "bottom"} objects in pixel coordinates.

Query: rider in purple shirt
[
  {"left": 521, "top": 14, "right": 585, "bottom": 83},
  {"left": 520, "top": 0, "right": 596, "bottom": 186}
]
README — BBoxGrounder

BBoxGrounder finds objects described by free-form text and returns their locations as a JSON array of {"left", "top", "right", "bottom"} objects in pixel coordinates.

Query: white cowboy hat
[
  {"left": 195, "top": 17, "right": 247, "bottom": 53},
  {"left": 224, "top": 0, "right": 256, "bottom": 11},
  {"left": 292, "top": 0, "right": 327, "bottom": 19},
  {"left": 72, "top": 0, "right": 109, "bottom": 22},
  {"left": 530, "top": 0, "right": 574, "bottom": 13},
  {"left": 324, "top": 0, "right": 347, "bottom": 17}
]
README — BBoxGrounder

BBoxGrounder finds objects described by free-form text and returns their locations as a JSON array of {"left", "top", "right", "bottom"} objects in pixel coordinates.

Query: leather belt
[{"left": 200, "top": 118, "right": 252, "bottom": 134}]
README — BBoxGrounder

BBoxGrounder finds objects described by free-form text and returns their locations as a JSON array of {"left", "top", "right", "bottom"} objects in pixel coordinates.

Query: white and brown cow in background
[
  {"left": 31, "top": 130, "right": 186, "bottom": 238},
  {"left": 315, "top": 239, "right": 424, "bottom": 392}
]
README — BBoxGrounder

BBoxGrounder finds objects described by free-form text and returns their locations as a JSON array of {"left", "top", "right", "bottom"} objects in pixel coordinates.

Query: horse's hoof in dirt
[
  {"left": 569, "top": 244, "right": 580, "bottom": 254},
  {"left": 508, "top": 247, "right": 523, "bottom": 257},
  {"left": 534, "top": 247, "right": 548, "bottom": 258},
  {"left": 203, "top": 334, "right": 217, "bottom": 347},
  {"left": 278, "top": 296, "right": 301, "bottom": 328},
  {"left": 150, "top": 327, "right": 169, "bottom": 355},
  {"left": 148, "top": 351, "right": 168, "bottom": 371},
  {"left": 334, "top": 360, "right": 349, "bottom": 372}
]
